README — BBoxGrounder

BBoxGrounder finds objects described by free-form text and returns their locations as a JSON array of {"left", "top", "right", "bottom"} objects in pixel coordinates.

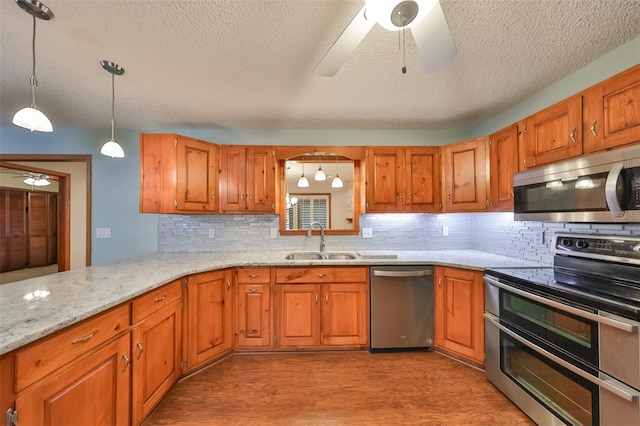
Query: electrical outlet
[
  {"left": 442, "top": 226, "right": 449, "bottom": 237},
  {"left": 534, "top": 230, "right": 544, "bottom": 245},
  {"left": 270, "top": 228, "right": 278, "bottom": 238},
  {"left": 208, "top": 229, "right": 215, "bottom": 239},
  {"left": 362, "top": 228, "right": 373, "bottom": 239}
]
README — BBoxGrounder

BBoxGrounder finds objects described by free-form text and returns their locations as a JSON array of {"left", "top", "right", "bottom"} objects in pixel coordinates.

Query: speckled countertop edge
[{"left": 0, "top": 250, "right": 544, "bottom": 355}]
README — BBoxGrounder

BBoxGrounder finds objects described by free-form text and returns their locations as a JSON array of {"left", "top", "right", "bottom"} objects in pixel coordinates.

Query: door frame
[{"left": 0, "top": 155, "right": 92, "bottom": 271}]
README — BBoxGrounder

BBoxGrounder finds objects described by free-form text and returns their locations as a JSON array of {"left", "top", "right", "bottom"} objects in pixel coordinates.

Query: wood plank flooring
[{"left": 143, "top": 351, "right": 534, "bottom": 425}]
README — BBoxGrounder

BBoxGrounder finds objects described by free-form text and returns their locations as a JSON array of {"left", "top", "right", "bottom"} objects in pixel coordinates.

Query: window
[{"left": 286, "top": 194, "right": 329, "bottom": 230}]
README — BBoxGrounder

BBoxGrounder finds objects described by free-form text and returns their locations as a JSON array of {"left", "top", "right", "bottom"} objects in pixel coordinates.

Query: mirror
[{"left": 275, "top": 146, "right": 365, "bottom": 236}]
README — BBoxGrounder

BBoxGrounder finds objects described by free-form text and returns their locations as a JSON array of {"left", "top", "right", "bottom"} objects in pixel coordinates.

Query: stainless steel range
[{"left": 484, "top": 233, "right": 640, "bottom": 426}]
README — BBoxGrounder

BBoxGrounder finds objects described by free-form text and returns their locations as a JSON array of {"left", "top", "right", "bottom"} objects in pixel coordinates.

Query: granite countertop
[{"left": 0, "top": 250, "right": 544, "bottom": 355}]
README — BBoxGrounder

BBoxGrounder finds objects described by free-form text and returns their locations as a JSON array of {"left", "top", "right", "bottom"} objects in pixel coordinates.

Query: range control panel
[{"left": 555, "top": 234, "right": 640, "bottom": 263}]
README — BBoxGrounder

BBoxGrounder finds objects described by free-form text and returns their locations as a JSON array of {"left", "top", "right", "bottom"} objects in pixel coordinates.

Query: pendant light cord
[
  {"left": 111, "top": 72, "right": 116, "bottom": 140},
  {"left": 30, "top": 13, "right": 38, "bottom": 107}
]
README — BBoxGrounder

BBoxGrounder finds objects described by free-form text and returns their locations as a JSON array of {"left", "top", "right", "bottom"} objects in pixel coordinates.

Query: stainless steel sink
[{"left": 285, "top": 252, "right": 357, "bottom": 260}]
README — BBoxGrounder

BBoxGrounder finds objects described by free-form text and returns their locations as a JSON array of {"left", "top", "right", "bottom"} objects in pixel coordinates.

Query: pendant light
[
  {"left": 12, "top": 0, "right": 54, "bottom": 133},
  {"left": 331, "top": 155, "right": 344, "bottom": 188},
  {"left": 297, "top": 163, "right": 310, "bottom": 188},
  {"left": 100, "top": 60, "right": 126, "bottom": 158},
  {"left": 314, "top": 158, "right": 327, "bottom": 181}
]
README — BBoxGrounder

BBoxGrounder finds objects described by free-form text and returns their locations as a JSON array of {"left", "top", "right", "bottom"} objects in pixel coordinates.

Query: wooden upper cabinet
[
  {"left": 583, "top": 64, "right": 640, "bottom": 154},
  {"left": 520, "top": 94, "right": 582, "bottom": 169},
  {"left": 219, "top": 145, "right": 275, "bottom": 213},
  {"left": 441, "top": 137, "right": 488, "bottom": 212},
  {"left": 365, "top": 146, "right": 440, "bottom": 212},
  {"left": 140, "top": 133, "right": 218, "bottom": 213},
  {"left": 488, "top": 124, "right": 518, "bottom": 211}
]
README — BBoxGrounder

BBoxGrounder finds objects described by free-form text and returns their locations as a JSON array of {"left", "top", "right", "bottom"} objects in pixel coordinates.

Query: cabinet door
[
  {"left": 187, "top": 269, "right": 233, "bottom": 369},
  {"left": 434, "top": 267, "right": 484, "bottom": 364},
  {"left": 583, "top": 65, "right": 640, "bottom": 153},
  {"left": 132, "top": 300, "right": 182, "bottom": 425},
  {"left": 321, "top": 283, "right": 368, "bottom": 346},
  {"left": 365, "top": 147, "right": 404, "bottom": 212},
  {"left": 489, "top": 124, "right": 518, "bottom": 211},
  {"left": 176, "top": 136, "right": 218, "bottom": 212},
  {"left": 246, "top": 146, "right": 275, "bottom": 212},
  {"left": 276, "top": 284, "right": 321, "bottom": 347},
  {"left": 521, "top": 95, "right": 582, "bottom": 168},
  {"left": 441, "top": 137, "right": 488, "bottom": 212},
  {"left": 404, "top": 147, "right": 441, "bottom": 212},
  {"left": 237, "top": 283, "right": 271, "bottom": 348},
  {"left": 219, "top": 145, "right": 247, "bottom": 212},
  {"left": 16, "top": 333, "right": 130, "bottom": 426}
]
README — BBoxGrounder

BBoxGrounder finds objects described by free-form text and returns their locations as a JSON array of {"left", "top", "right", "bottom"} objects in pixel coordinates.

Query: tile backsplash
[{"left": 158, "top": 212, "right": 639, "bottom": 265}]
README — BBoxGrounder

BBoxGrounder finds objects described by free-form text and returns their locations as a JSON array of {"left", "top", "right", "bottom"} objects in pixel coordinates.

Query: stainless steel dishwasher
[{"left": 370, "top": 265, "right": 434, "bottom": 352}]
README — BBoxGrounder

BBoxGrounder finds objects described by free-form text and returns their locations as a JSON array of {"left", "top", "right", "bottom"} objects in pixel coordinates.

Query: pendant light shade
[
  {"left": 331, "top": 155, "right": 344, "bottom": 188},
  {"left": 297, "top": 163, "right": 310, "bottom": 188},
  {"left": 100, "top": 60, "right": 125, "bottom": 158},
  {"left": 314, "top": 159, "right": 326, "bottom": 181},
  {"left": 13, "top": 0, "right": 54, "bottom": 133}
]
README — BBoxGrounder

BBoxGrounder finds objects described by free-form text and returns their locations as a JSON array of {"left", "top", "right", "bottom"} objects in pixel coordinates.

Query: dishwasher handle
[{"left": 372, "top": 269, "right": 432, "bottom": 277}]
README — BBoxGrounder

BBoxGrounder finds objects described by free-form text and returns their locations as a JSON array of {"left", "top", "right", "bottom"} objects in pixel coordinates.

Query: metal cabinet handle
[
  {"left": 485, "top": 313, "right": 638, "bottom": 403},
  {"left": 510, "top": 189, "right": 515, "bottom": 197},
  {"left": 316, "top": 273, "right": 327, "bottom": 278},
  {"left": 398, "top": 193, "right": 403, "bottom": 202},
  {"left": 315, "top": 294, "right": 319, "bottom": 304},
  {"left": 249, "top": 287, "right": 259, "bottom": 292},
  {"left": 248, "top": 329, "right": 258, "bottom": 335},
  {"left": 154, "top": 295, "right": 167, "bottom": 303},
  {"left": 325, "top": 294, "right": 329, "bottom": 304},
  {"left": 249, "top": 273, "right": 260, "bottom": 278},
  {"left": 122, "top": 353, "right": 131, "bottom": 372},
  {"left": 570, "top": 127, "right": 577, "bottom": 143},
  {"left": 373, "top": 270, "right": 432, "bottom": 277},
  {"left": 406, "top": 195, "right": 411, "bottom": 204},
  {"left": 136, "top": 342, "right": 144, "bottom": 359},
  {"left": 227, "top": 280, "right": 231, "bottom": 290},
  {"left": 447, "top": 193, "right": 451, "bottom": 202},
  {"left": 72, "top": 330, "right": 98, "bottom": 344},
  {"left": 590, "top": 120, "right": 598, "bottom": 136}
]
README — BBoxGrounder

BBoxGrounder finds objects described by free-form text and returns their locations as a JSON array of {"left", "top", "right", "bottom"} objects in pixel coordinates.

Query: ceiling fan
[
  {"left": 0, "top": 168, "right": 54, "bottom": 188},
  {"left": 314, "top": 0, "right": 457, "bottom": 76}
]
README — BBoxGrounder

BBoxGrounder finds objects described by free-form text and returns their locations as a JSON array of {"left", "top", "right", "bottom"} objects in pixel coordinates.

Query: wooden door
[
  {"left": 187, "top": 269, "right": 233, "bottom": 369},
  {"left": 176, "top": 136, "right": 218, "bottom": 212},
  {"left": 434, "top": 267, "right": 484, "bottom": 363},
  {"left": 0, "top": 190, "right": 27, "bottom": 272},
  {"left": 365, "top": 147, "right": 404, "bottom": 212},
  {"left": 276, "top": 284, "right": 321, "bottom": 347},
  {"left": 246, "top": 146, "right": 275, "bottom": 212},
  {"left": 27, "top": 192, "right": 56, "bottom": 268},
  {"left": 521, "top": 94, "right": 582, "bottom": 168},
  {"left": 404, "top": 147, "right": 441, "bottom": 212},
  {"left": 15, "top": 333, "right": 130, "bottom": 426},
  {"left": 583, "top": 65, "right": 640, "bottom": 153},
  {"left": 321, "top": 283, "right": 368, "bottom": 346},
  {"left": 219, "top": 145, "right": 247, "bottom": 212},
  {"left": 132, "top": 300, "right": 182, "bottom": 425},
  {"left": 237, "top": 283, "right": 271, "bottom": 347},
  {"left": 489, "top": 124, "right": 518, "bottom": 211},
  {"left": 441, "top": 137, "right": 488, "bottom": 212}
]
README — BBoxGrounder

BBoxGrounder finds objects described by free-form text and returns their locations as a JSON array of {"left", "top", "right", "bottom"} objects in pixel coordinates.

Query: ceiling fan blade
[
  {"left": 314, "top": 5, "right": 375, "bottom": 77},
  {"left": 411, "top": 2, "right": 457, "bottom": 73}
]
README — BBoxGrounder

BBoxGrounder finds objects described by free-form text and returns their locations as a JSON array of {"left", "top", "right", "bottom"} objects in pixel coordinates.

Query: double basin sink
[{"left": 285, "top": 252, "right": 358, "bottom": 260}]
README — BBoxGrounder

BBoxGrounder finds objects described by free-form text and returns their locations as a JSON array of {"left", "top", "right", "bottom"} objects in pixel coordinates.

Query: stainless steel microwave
[{"left": 513, "top": 145, "right": 640, "bottom": 223}]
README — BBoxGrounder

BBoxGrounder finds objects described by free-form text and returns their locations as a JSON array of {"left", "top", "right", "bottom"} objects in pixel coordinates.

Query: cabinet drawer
[
  {"left": 276, "top": 267, "right": 368, "bottom": 283},
  {"left": 237, "top": 268, "right": 271, "bottom": 284},
  {"left": 132, "top": 279, "right": 182, "bottom": 324},
  {"left": 16, "top": 303, "right": 130, "bottom": 391}
]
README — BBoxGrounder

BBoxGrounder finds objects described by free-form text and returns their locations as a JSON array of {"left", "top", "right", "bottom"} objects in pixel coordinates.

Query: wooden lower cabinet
[
  {"left": 434, "top": 266, "right": 485, "bottom": 365},
  {"left": 131, "top": 299, "right": 182, "bottom": 425},
  {"left": 236, "top": 268, "right": 272, "bottom": 348},
  {"left": 15, "top": 333, "right": 131, "bottom": 426},
  {"left": 275, "top": 267, "right": 369, "bottom": 349},
  {"left": 186, "top": 269, "right": 234, "bottom": 370}
]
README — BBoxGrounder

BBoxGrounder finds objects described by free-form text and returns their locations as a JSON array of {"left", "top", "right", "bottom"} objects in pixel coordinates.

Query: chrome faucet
[{"left": 307, "top": 221, "right": 325, "bottom": 252}]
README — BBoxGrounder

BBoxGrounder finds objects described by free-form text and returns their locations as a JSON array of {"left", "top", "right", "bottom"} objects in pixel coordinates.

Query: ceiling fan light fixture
[
  {"left": 23, "top": 176, "right": 50, "bottom": 186},
  {"left": 13, "top": 0, "right": 54, "bottom": 133},
  {"left": 365, "top": 0, "right": 437, "bottom": 31},
  {"left": 100, "top": 60, "right": 126, "bottom": 158}
]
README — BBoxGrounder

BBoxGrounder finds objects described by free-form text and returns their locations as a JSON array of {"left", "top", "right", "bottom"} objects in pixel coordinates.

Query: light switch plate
[
  {"left": 534, "top": 230, "right": 544, "bottom": 245},
  {"left": 96, "top": 227, "right": 111, "bottom": 239},
  {"left": 208, "top": 229, "right": 215, "bottom": 239},
  {"left": 270, "top": 228, "right": 278, "bottom": 238},
  {"left": 442, "top": 226, "right": 449, "bottom": 237},
  {"left": 362, "top": 228, "right": 373, "bottom": 239}
]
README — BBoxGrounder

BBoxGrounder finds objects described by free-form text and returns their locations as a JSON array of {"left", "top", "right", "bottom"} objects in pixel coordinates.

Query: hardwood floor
[{"left": 143, "top": 351, "right": 534, "bottom": 425}]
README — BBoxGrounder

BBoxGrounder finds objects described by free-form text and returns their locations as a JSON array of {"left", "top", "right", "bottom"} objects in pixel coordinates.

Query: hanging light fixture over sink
[
  {"left": 12, "top": 0, "right": 54, "bottom": 133},
  {"left": 100, "top": 60, "right": 126, "bottom": 158}
]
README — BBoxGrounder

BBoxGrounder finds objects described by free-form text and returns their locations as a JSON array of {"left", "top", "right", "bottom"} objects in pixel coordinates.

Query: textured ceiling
[{"left": 1, "top": 0, "right": 639, "bottom": 131}]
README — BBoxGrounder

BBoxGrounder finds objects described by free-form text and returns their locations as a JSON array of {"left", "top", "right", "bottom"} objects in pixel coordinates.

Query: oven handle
[
  {"left": 484, "top": 276, "right": 638, "bottom": 333},
  {"left": 485, "top": 312, "right": 639, "bottom": 403}
]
